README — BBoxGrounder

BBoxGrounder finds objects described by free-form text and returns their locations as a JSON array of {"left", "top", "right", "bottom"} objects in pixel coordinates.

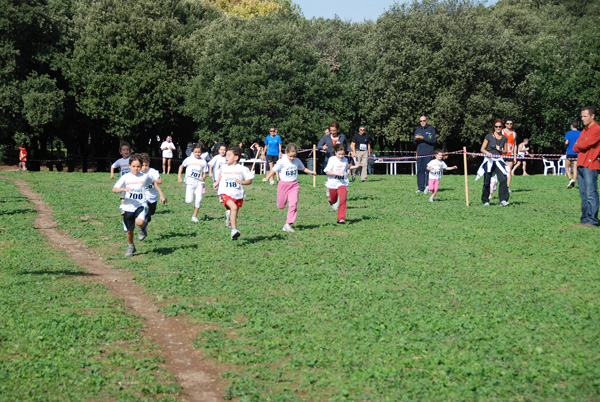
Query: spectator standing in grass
[
  {"left": 18, "top": 144, "right": 27, "bottom": 171},
  {"left": 318, "top": 122, "right": 349, "bottom": 174},
  {"left": 264, "top": 127, "right": 282, "bottom": 185},
  {"left": 414, "top": 115, "right": 436, "bottom": 193},
  {"left": 502, "top": 119, "right": 518, "bottom": 193},
  {"left": 350, "top": 126, "right": 372, "bottom": 182},
  {"left": 160, "top": 135, "right": 176, "bottom": 174},
  {"left": 479, "top": 119, "right": 510, "bottom": 207},
  {"left": 263, "top": 143, "right": 317, "bottom": 232},
  {"left": 324, "top": 143, "right": 351, "bottom": 224},
  {"left": 564, "top": 121, "right": 581, "bottom": 189},
  {"left": 573, "top": 106, "right": 600, "bottom": 227},
  {"left": 139, "top": 153, "right": 167, "bottom": 240},
  {"left": 178, "top": 143, "right": 208, "bottom": 223},
  {"left": 112, "top": 154, "right": 155, "bottom": 257},
  {"left": 426, "top": 150, "right": 457, "bottom": 202}
]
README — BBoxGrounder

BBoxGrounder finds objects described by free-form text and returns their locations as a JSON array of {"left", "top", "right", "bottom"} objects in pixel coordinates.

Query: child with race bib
[
  {"left": 140, "top": 153, "right": 167, "bottom": 240},
  {"left": 110, "top": 142, "right": 132, "bottom": 205},
  {"left": 426, "top": 150, "right": 457, "bottom": 202},
  {"left": 178, "top": 143, "right": 208, "bottom": 222},
  {"left": 324, "top": 143, "right": 351, "bottom": 224},
  {"left": 112, "top": 153, "right": 156, "bottom": 257},
  {"left": 215, "top": 146, "right": 254, "bottom": 240},
  {"left": 208, "top": 143, "right": 227, "bottom": 190},
  {"left": 263, "top": 143, "right": 316, "bottom": 232}
]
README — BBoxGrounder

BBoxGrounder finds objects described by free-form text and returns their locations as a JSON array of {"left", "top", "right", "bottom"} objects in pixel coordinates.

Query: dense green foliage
[
  {"left": 0, "top": 178, "right": 180, "bottom": 401},
  {"left": 0, "top": 0, "right": 599, "bottom": 160},
  {"left": 5, "top": 169, "right": 600, "bottom": 400}
]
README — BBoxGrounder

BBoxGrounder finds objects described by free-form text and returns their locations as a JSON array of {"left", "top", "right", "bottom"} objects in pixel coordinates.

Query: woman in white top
[{"left": 160, "top": 135, "right": 176, "bottom": 174}]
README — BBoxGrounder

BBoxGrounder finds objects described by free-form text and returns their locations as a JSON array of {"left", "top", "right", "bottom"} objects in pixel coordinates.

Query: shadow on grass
[
  {"left": 155, "top": 231, "right": 199, "bottom": 240},
  {"left": 18, "top": 270, "right": 97, "bottom": 277},
  {"left": 245, "top": 233, "right": 286, "bottom": 242},
  {"left": 294, "top": 223, "right": 328, "bottom": 230},
  {"left": 0, "top": 208, "right": 32, "bottom": 216},
  {"left": 151, "top": 243, "right": 202, "bottom": 255}
]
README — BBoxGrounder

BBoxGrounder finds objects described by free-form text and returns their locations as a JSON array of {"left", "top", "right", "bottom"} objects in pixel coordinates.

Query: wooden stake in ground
[
  {"left": 251, "top": 147, "right": 264, "bottom": 175},
  {"left": 463, "top": 146, "right": 470, "bottom": 206},
  {"left": 313, "top": 144, "right": 316, "bottom": 188}
]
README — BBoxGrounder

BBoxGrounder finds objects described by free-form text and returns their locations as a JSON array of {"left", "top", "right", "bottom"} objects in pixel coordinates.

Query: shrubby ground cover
[{"left": 3, "top": 170, "right": 600, "bottom": 401}]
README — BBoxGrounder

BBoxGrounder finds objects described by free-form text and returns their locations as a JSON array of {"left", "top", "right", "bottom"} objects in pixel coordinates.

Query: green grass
[
  {"left": 0, "top": 178, "right": 180, "bottom": 401},
  {"left": 3, "top": 170, "right": 600, "bottom": 401}
]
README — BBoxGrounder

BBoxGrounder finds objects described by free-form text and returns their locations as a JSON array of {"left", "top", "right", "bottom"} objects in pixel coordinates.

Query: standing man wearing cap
[{"left": 413, "top": 115, "right": 436, "bottom": 193}]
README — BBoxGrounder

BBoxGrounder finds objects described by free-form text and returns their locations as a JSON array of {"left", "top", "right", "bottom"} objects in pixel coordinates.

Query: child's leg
[
  {"left": 328, "top": 188, "right": 338, "bottom": 205},
  {"left": 226, "top": 200, "right": 239, "bottom": 228},
  {"left": 431, "top": 179, "right": 440, "bottom": 196},
  {"left": 193, "top": 182, "right": 204, "bottom": 211},
  {"left": 276, "top": 181, "right": 289, "bottom": 210},
  {"left": 337, "top": 186, "right": 347, "bottom": 221},
  {"left": 126, "top": 230, "right": 134, "bottom": 245},
  {"left": 428, "top": 179, "right": 436, "bottom": 195},
  {"left": 185, "top": 184, "right": 196, "bottom": 204},
  {"left": 286, "top": 183, "right": 299, "bottom": 225}
]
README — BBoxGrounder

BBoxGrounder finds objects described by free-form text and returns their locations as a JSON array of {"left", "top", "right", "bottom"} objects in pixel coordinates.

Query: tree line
[{"left": 1, "top": 0, "right": 598, "bottom": 169}]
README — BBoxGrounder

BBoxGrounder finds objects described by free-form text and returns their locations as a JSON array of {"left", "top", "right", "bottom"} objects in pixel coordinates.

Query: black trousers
[
  {"left": 482, "top": 165, "right": 509, "bottom": 203},
  {"left": 416, "top": 155, "right": 432, "bottom": 191}
]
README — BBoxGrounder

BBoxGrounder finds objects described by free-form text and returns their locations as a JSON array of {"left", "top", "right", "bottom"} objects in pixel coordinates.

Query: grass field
[{"left": 2, "top": 169, "right": 599, "bottom": 401}]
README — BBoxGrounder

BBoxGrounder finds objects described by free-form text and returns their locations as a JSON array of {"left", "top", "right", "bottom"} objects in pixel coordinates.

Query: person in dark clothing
[{"left": 413, "top": 115, "right": 436, "bottom": 193}]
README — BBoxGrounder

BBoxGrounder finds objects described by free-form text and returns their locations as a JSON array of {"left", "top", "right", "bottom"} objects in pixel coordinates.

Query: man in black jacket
[{"left": 413, "top": 115, "right": 436, "bottom": 193}]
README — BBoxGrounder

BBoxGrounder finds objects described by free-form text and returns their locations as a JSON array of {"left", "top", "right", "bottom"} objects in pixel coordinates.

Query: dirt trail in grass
[{"left": 10, "top": 178, "right": 226, "bottom": 402}]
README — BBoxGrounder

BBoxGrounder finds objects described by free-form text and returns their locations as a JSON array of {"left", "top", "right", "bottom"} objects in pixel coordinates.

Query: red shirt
[{"left": 574, "top": 121, "right": 600, "bottom": 170}]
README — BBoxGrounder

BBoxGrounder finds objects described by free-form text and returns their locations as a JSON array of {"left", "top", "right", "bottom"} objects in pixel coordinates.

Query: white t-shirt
[
  {"left": 208, "top": 155, "right": 227, "bottom": 182},
  {"left": 182, "top": 156, "right": 208, "bottom": 185},
  {"left": 111, "top": 158, "right": 131, "bottom": 176},
  {"left": 427, "top": 159, "right": 448, "bottom": 180},
  {"left": 161, "top": 141, "right": 176, "bottom": 158},
  {"left": 324, "top": 156, "right": 350, "bottom": 189},
  {"left": 272, "top": 155, "right": 306, "bottom": 182},
  {"left": 217, "top": 164, "right": 254, "bottom": 199},
  {"left": 114, "top": 172, "right": 153, "bottom": 212},
  {"left": 144, "top": 168, "right": 161, "bottom": 203}
]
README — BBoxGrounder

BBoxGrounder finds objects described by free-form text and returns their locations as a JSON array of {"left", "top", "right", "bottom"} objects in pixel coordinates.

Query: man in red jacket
[{"left": 573, "top": 106, "right": 600, "bottom": 227}]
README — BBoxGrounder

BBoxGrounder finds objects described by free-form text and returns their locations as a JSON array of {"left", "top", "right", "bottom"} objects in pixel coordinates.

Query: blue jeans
[{"left": 577, "top": 166, "right": 599, "bottom": 225}]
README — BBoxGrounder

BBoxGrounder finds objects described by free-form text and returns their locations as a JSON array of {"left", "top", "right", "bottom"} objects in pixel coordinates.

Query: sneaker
[
  {"left": 282, "top": 224, "right": 295, "bottom": 232},
  {"left": 523, "top": 172, "right": 529, "bottom": 176},
  {"left": 225, "top": 210, "right": 231, "bottom": 228},
  {"left": 500, "top": 200, "right": 509, "bottom": 207},
  {"left": 351, "top": 172, "right": 356, "bottom": 181},
  {"left": 567, "top": 180, "right": 575, "bottom": 189},
  {"left": 125, "top": 244, "right": 136, "bottom": 257},
  {"left": 191, "top": 216, "right": 199, "bottom": 223},
  {"left": 231, "top": 228, "right": 240, "bottom": 240},
  {"left": 424, "top": 187, "right": 430, "bottom": 194},
  {"left": 429, "top": 196, "right": 434, "bottom": 202},
  {"left": 337, "top": 219, "right": 346, "bottom": 224},
  {"left": 483, "top": 202, "right": 490, "bottom": 206},
  {"left": 415, "top": 189, "right": 423, "bottom": 193},
  {"left": 331, "top": 199, "right": 339, "bottom": 211},
  {"left": 269, "top": 179, "right": 275, "bottom": 185},
  {"left": 511, "top": 169, "right": 516, "bottom": 175},
  {"left": 138, "top": 223, "right": 147, "bottom": 241}
]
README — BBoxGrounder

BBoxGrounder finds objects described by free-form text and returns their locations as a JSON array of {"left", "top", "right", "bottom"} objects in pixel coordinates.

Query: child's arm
[
  {"left": 262, "top": 169, "right": 276, "bottom": 182},
  {"left": 112, "top": 186, "right": 132, "bottom": 193},
  {"left": 236, "top": 178, "right": 253, "bottom": 185},
  {"left": 177, "top": 164, "right": 184, "bottom": 182},
  {"left": 208, "top": 165, "right": 214, "bottom": 180},
  {"left": 445, "top": 166, "right": 458, "bottom": 171},
  {"left": 426, "top": 166, "right": 434, "bottom": 171},
  {"left": 110, "top": 167, "right": 115, "bottom": 180},
  {"left": 201, "top": 171, "right": 207, "bottom": 182},
  {"left": 303, "top": 168, "right": 317, "bottom": 176},
  {"left": 154, "top": 182, "right": 167, "bottom": 204}
]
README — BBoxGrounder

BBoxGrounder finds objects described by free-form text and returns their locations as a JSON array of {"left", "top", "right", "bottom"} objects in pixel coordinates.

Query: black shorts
[
  {"left": 566, "top": 154, "right": 577, "bottom": 161},
  {"left": 266, "top": 154, "right": 279, "bottom": 166},
  {"left": 503, "top": 156, "right": 516, "bottom": 163},
  {"left": 122, "top": 206, "right": 146, "bottom": 232},
  {"left": 147, "top": 201, "right": 157, "bottom": 222}
]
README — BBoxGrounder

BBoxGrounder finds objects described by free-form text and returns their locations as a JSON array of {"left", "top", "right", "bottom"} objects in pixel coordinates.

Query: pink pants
[
  {"left": 277, "top": 181, "right": 299, "bottom": 225},
  {"left": 328, "top": 186, "right": 347, "bottom": 221},
  {"left": 428, "top": 179, "right": 440, "bottom": 195}
]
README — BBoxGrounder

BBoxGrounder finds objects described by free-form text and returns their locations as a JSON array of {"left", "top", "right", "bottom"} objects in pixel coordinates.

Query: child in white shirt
[
  {"left": 324, "top": 143, "right": 351, "bottom": 224},
  {"left": 426, "top": 150, "right": 457, "bottom": 202},
  {"left": 140, "top": 153, "right": 167, "bottom": 240},
  {"left": 208, "top": 144, "right": 227, "bottom": 191},
  {"left": 178, "top": 143, "right": 208, "bottom": 222}
]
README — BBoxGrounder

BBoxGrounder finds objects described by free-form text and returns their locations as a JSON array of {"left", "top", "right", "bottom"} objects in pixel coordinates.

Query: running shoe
[
  {"left": 191, "top": 216, "right": 199, "bottom": 223},
  {"left": 500, "top": 200, "right": 509, "bottom": 207},
  {"left": 138, "top": 223, "right": 147, "bottom": 241},
  {"left": 125, "top": 244, "right": 136, "bottom": 257},
  {"left": 231, "top": 228, "right": 240, "bottom": 240},
  {"left": 567, "top": 180, "right": 575, "bottom": 189},
  {"left": 282, "top": 224, "right": 295, "bottom": 232}
]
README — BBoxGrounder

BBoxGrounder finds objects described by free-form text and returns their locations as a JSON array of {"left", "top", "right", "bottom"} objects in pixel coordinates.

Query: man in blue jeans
[
  {"left": 573, "top": 106, "right": 600, "bottom": 227},
  {"left": 413, "top": 115, "right": 436, "bottom": 193}
]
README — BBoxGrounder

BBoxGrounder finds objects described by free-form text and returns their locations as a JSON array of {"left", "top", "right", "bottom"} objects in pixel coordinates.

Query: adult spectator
[
  {"left": 502, "top": 119, "right": 517, "bottom": 192},
  {"left": 351, "top": 126, "right": 372, "bottom": 182},
  {"left": 210, "top": 138, "right": 220, "bottom": 157},
  {"left": 564, "top": 121, "right": 581, "bottom": 189},
  {"left": 413, "top": 115, "right": 436, "bottom": 193},
  {"left": 318, "top": 122, "right": 349, "bottom": 173},
  {"left": 573, "top": 106, "right": 600, "bottom": 227},
  {"left": 18, "top": 143, "right": 27, "bottom": 171},
  {"left": 264, "top": 127, "right": 282, "bottom": 185},
  {"left": 160, "top": 135, "right": 176, "bottom": 174},
  {"left": 480, "top": 119, "right": 510, "bottom": 206}
]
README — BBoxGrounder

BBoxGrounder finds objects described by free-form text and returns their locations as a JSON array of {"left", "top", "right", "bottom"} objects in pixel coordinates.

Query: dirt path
[{"left": 9, "top": 178, "right": 226, "bottom": 402}]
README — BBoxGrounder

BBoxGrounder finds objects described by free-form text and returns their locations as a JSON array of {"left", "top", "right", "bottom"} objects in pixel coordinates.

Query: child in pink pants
[
  {"left": 426, "top": 150, "right": 457, "bottom": 202},
  {"left": 263, "top": 143, "right": 316, "bottom": 232}
]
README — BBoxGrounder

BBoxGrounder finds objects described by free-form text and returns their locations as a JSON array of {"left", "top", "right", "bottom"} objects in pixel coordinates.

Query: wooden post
[
  {"left": 313, "top": 144, "right": 316, "bottom": 187},
  {"left": 463, "top": 147, "right": 470, "bottom": 206},
  {"left": 251, "top": 147, "right": 264, "bottom": 175}
]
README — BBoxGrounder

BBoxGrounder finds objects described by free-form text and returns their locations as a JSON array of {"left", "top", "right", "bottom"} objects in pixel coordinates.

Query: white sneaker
[
  {"left": 231, "top": 228, "right": 240, "bottom": 240},
  {"left": 429, "top": 196, "right": 434, "bottom": 202},
  {"left": 282, "top": 224, "right": 295, "bottom": 232},
  {"left": 331, "top": 199, "right": 339, "bottom": 211},
  {"left": 191, "top": 216, "right": 199, "bottom": 223},
  {"left": 415, "top": 189, "right": 423, "bottom": 193},
  {"left": 138, "top": 223, "right": 148, "bottom": 240},
  {"left": 500, "top": 200, "right": 509, "bottom": 207},
  {"left": 567, "top": 180, "right": 575, "bottom": 189},
  {"left": 483, "top": 202, "right": 490, "bottom": 206},
  {"left": 269, "top": 179, "right": 275, "bottom": 185},
  {"left": 424, "top": 187, "right": 429, "bottom": 194},
  {"left": 225, "top": 210, "right": 231, "bottom": 228}
]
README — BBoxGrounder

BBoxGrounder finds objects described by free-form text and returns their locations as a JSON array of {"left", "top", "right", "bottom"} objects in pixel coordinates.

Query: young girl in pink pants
[
  {"left": 426, "top": 149, "right": 457, "bottom": 202},
  {"left": 263, "top": 143, "right": 316, "bottom": 232}
]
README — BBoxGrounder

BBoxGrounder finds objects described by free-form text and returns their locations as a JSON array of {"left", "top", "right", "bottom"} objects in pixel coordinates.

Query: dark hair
[
  {"left": 505, "top": 118, "right": 514, "bottom": 123},
  {"left": 329, "top": 121, "right": 339, "bottom": 130},
  {"left": 193, "top": 142, "right": 203, "bottom": 151},
  {"left": 129, "top": 153, "right": 143, "bottom": 164},
  {"left": 228, "top": 145, "right": 241, "bottom": 159},
  {"left": 582, "top": 106, "right": 596, "bottom": 116},
  {"left": 119, "top": 141, "right": 130, "bottom": 152},
  {"left": 435, "top": 149, "right": 444, "bottom": 154},
  {"left": 140, "top": 153, "right": 151, "bottom": 163},
  {"left": 333, "top": 143, "right": 345, "bottom": 153},
  {"left": 570, "top": 121, "right": 579, "bottom": 129},
  {"left": 493, "top": 118, "right": 504, "bottom": 129}
]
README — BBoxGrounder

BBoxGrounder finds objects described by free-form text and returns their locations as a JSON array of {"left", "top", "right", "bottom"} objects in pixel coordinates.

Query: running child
[
  {"left": 110, "top": 142, "right": 132, "bottom": 205},
  {"left": 324, "top": 143, "right": 351, "bottom": 224},
  {"left": 208, "top": 143, "right": 227, "bottom": 190},
  {"left": 426, "top": 150, "right": 457, "bottom": 202},
  {"left": 139, "top": 153, "right": 167, "bottom": 240},
  {"left": 178, "top": 143, "right": 208, "bottom": 222},
  {"left": 112, "top": 153, "right": 155, "bottom": 257},
  {"left": 262, "top": 143, "right": 316, "bottom": 232},
  {"left": 215, "top": 146, "right": 254, "bottom": 239}
]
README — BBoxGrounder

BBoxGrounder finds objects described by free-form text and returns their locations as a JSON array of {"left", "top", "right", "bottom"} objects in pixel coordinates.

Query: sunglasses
[
  {"left": 494, "top": 125, "right": 502, "bottom": 128},
  {"left": 420, "top": 120, "right": 427, "bottom": 122},
  {"left": 506, "top": 123, "right": 513, "bottom": 125}
]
